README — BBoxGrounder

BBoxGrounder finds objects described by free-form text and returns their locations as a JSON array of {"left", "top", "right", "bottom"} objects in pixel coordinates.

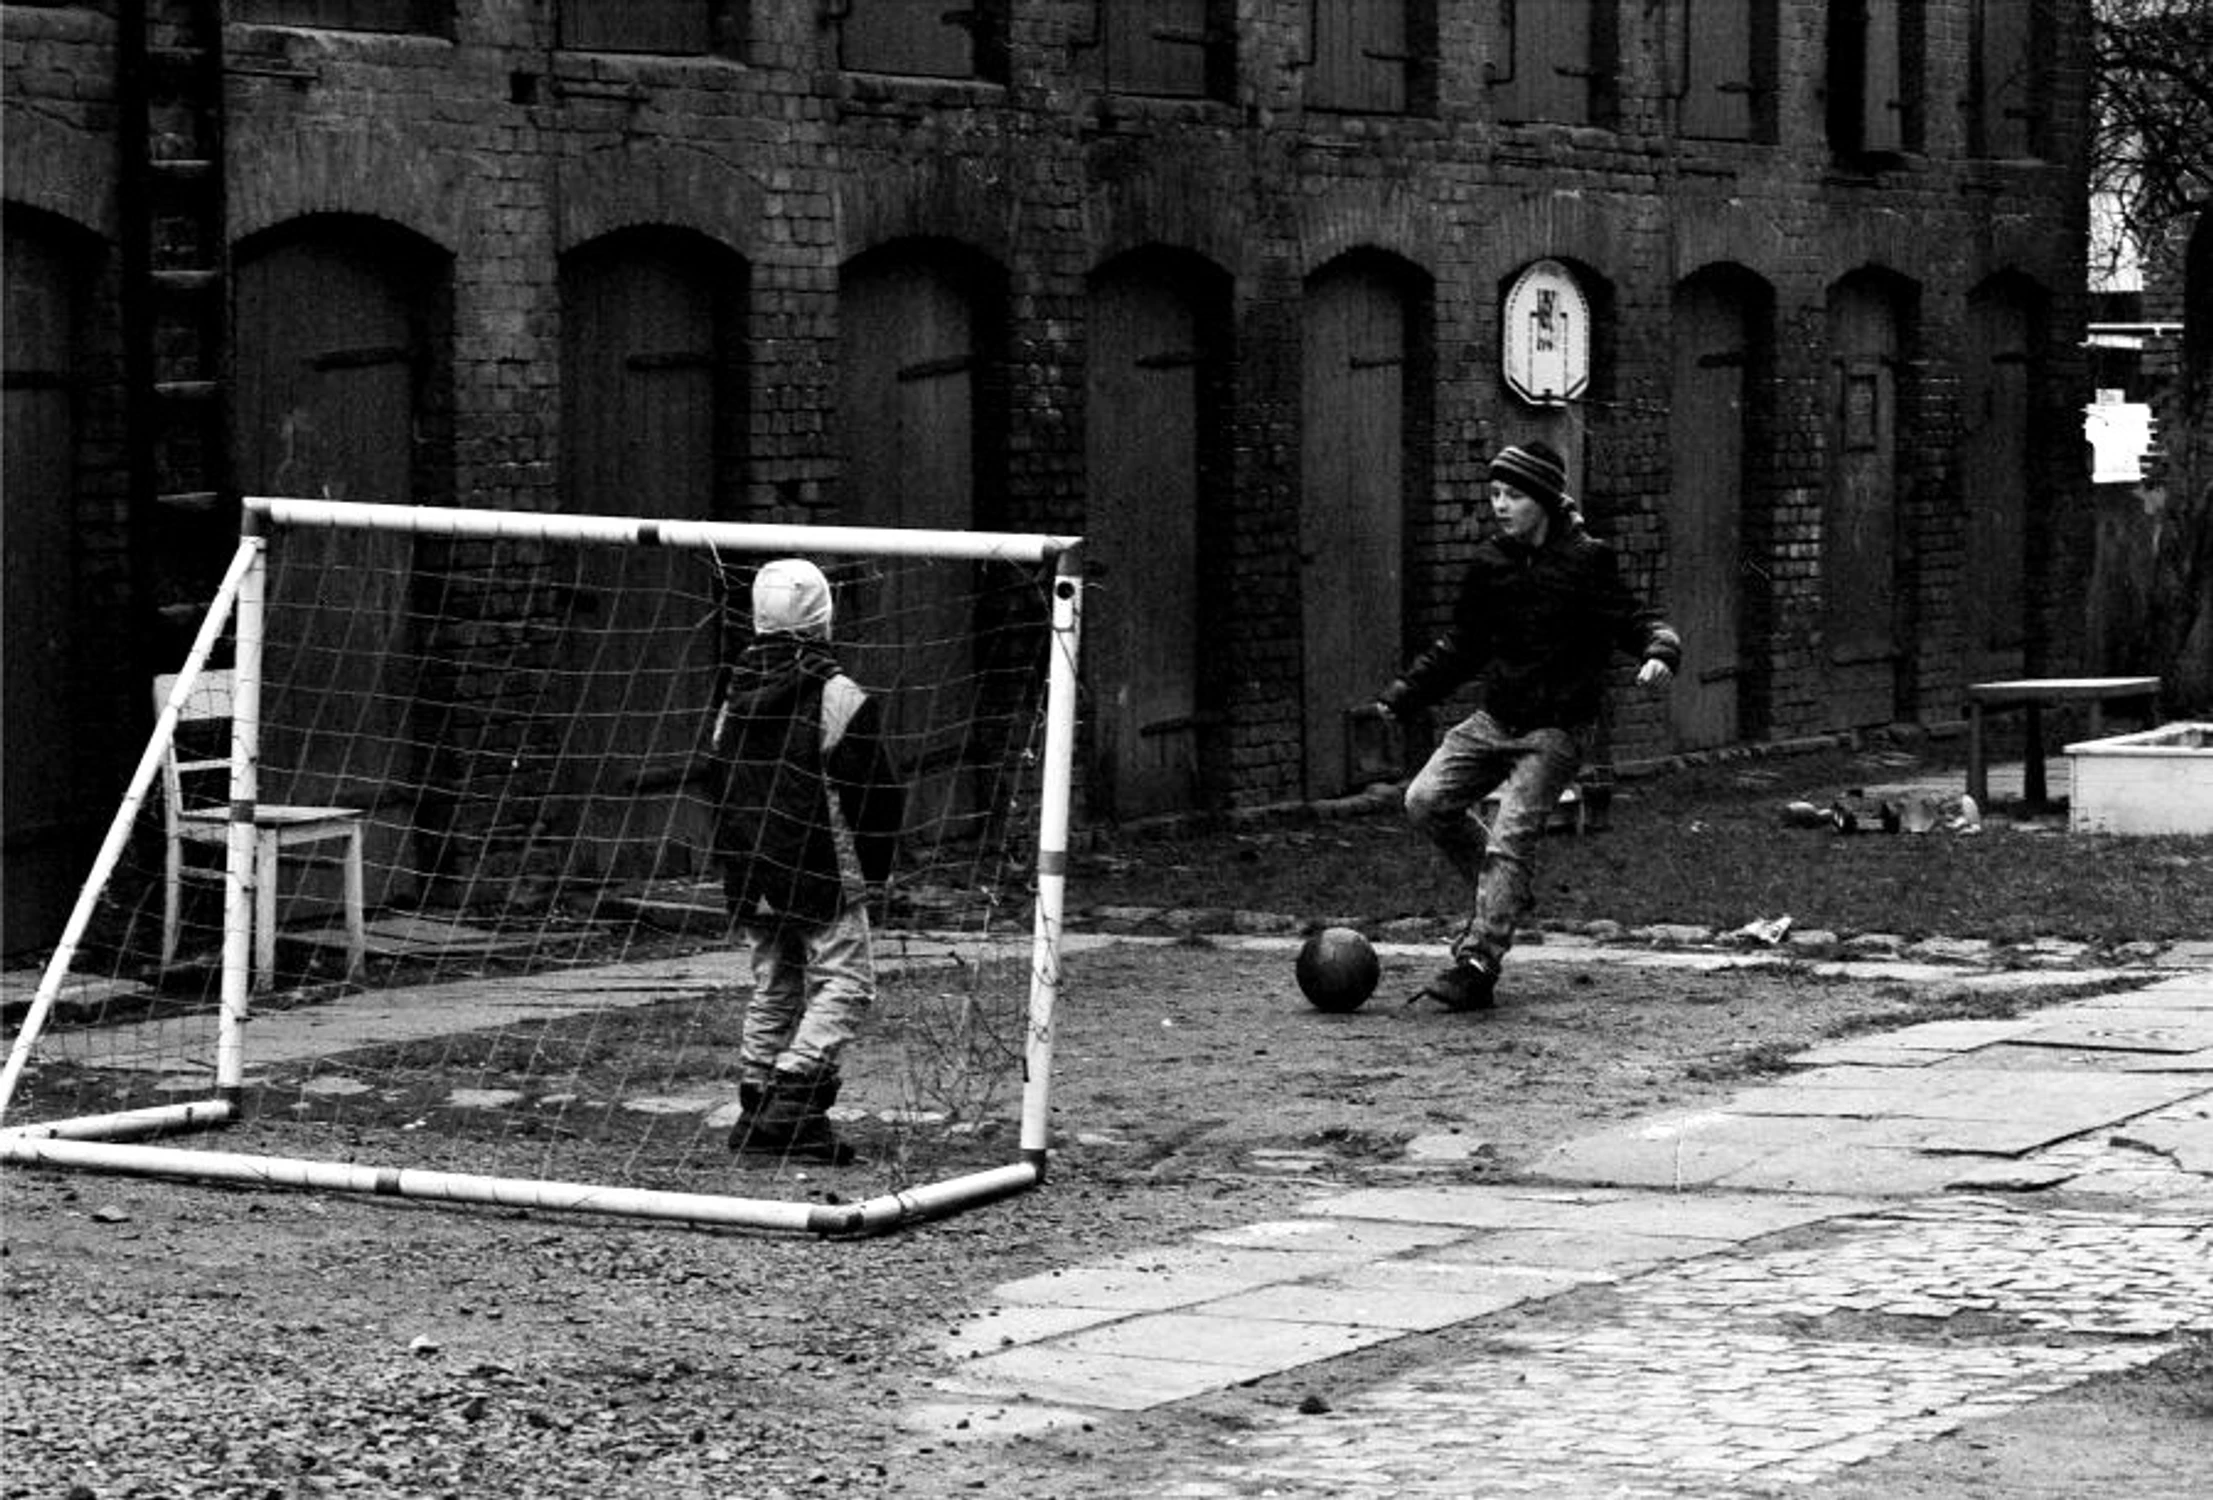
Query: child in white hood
[{"left": 710, "top": 558, "right": 904, "bottom": 1164}]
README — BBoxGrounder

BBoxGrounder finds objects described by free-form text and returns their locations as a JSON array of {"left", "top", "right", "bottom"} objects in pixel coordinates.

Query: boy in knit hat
[
  {"left": 1375, "top": 440, "right": 1680, "bottom": 1011},
  {"left": 710, "top": 558, "right": 904, "bottom": 1163}
]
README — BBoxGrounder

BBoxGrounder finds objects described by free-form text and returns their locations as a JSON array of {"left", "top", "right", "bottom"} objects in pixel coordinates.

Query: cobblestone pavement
[
  {"left": 1144, "top": 1199, "right": 2210, "bottom": 1497},
  {"left": 915, "top": 970, "right": 2213, "bottom": 1496}
]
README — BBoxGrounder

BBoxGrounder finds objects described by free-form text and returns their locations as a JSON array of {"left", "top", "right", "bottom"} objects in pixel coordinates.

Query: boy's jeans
[
  {"left": 1403, "top": 711, "right": 1583, "bottom": 966},
  {"left": 739, "top": 899, "right": 875, "bottom": 1083}
]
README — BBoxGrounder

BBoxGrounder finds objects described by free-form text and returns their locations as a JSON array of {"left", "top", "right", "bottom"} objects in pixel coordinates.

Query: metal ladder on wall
[{"left": 117, "top": 0, "right": 235, "bottom": 659}]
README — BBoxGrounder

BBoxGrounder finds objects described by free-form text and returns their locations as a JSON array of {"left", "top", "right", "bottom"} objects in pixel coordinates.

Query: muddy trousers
[
  {"left": 737, "top": 900, "right": 875, "bottom": 1087},
  {"left": 1403, "top": 711, "right": 1582, "bottom": 967}
]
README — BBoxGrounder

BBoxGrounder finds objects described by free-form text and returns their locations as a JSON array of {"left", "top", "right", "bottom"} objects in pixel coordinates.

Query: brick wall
[{"left": 3, "top": 0, "right": 2097, "bottom": 863}]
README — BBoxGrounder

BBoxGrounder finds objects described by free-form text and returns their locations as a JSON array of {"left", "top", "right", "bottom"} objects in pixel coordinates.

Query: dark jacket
[
  {"left": 1383, "top": 519, "right": 1682, "bottom": 734},
  {"left": 713, "top": 637, "right": 904, "bottom": 924}
]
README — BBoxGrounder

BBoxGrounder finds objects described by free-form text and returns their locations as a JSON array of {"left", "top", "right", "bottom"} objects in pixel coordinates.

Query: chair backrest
[{"left": 153, "top": 669, "right": 238, "bottom": 824}]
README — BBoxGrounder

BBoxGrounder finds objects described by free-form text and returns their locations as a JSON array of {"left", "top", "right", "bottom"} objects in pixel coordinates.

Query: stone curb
[{"left": 1071, "top": 904, "right": 2213, "bottom": 973}]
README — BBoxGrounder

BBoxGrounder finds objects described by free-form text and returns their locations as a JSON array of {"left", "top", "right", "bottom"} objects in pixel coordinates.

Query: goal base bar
[{"left": 0, "top": 1132, "right": 1042, "bottom": 1238}]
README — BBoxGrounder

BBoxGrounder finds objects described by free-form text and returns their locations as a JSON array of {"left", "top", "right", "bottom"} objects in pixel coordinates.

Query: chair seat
[
  {"left": 156, "top": 666, "right": 370, "bottom": 989},
  {"left": 178, "top": 804, "right": 361, "bottom": 832}
]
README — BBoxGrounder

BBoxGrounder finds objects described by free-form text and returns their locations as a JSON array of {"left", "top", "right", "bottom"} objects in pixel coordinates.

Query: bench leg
[
  {"left": 1967, "top": 704, "right": 1989, "bottom": 808},
  {"left": 2022, "top": 703, "right": 2047, "bottom": 806}
]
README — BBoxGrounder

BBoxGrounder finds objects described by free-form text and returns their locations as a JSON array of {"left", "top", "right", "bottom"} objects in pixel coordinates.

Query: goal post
[{"left": 1, "top": 498, "right": 1083, "bottom": 1237}]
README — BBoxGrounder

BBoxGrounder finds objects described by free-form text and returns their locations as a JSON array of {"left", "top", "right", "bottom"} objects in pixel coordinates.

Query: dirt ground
[{"left": 4, "top": 938, "right": 2208, "bottom": 1498}]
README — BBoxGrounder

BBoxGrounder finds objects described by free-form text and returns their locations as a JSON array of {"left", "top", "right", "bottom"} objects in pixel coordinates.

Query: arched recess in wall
[
  {"left": 836, "top": 237, "right": 1010, "bottom": 837},
  {"left": 1491, "top": 256, "right": 1612, "bottom": 505},
  {"left": 1082, "top": 245, "right": 1233, "bottom": 822},
  {"left": 1959, "top": 271, "right": 2046, "bottom": 682},
  {"left": 551, "top": 226, "right": 750, "bottom": 881},
  {"left": 1301, "top": 248, "right": 1433, "bottom": 801},
  {"left": 233, "top": 214, "right": 453, "bottom": 911},
  {"left": 1668, "top": 263, "right": 1775, "bottom": 751},
  {"left": 2, "top": 205, "right": 105, "bottom": 956},
  {"left": 1821, "top": 267, "right": 1919, "bottom": 731}
]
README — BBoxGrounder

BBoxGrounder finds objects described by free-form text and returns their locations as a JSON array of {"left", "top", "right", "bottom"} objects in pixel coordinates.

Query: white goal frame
[{"left": 0, "top": 497, "right": 1084, "bottom": 1236}]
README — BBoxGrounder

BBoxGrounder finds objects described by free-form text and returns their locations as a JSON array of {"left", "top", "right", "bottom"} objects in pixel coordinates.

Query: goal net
[{"left": 0, "top": 498, "right": 1082, "bottom": 1236}]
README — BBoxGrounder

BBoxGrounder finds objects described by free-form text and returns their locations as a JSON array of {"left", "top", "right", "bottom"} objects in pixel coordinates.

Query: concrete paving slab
[
  {"left": 1054, "top": 1309, "right": 1398, "bottom": 1371},
  {"left": 1915, "top": 1067, "right": 2208, "bottom": 1119},
  {"left": 2110, "top": 1109, "right": 2213, "bottom": 1173},
  {"left": 930, "top": 1345, "right": 1259, "bottom": 1410},
  {"left": 0, "top": 969, "right": 151, "bottom": 1017},
  {"left": 336, "top": 914, "right": 551, "bottom": 959},
  {"left": 2111, "top": 1050, "right": 2213, "bottom": 1073},
  {"left": 1195, "top": 1275, "right": 1539, "bottom": 1331},
  {"left": 42, "top": 959, "right": 731, "bottom": 1072},
  {"left": 1189, "top": 1217, "right": 1472, "bottom": 1256},
  {"left": 1713, "top": 1144, "right": 1989, "bottom": 1196},
  {"left": 939, "top": 1304, "right": 1129, "bottom": 1358},
  {"left": 2011, "top": 1013, "right": 2213, "bottom": 1052},
  {"left": 1529, "top": 1122, "right": 1788, "bottom": 1189},
  {"left": 1503, "top": 1190, "right": 1865, "bottom": 1244},
  {"left": 988, "top": 1245, "right": 1353, "bottom": 1312},
  {"left": 1299, "top": 1183, "right": 1636, "bottom": 1230},
  {"left": 1435, "top": 1226, "right": 1725, "bottom": 1275},
  {"left": 1786, "top": 1019, "right": 2044, "bottom": 1066}
]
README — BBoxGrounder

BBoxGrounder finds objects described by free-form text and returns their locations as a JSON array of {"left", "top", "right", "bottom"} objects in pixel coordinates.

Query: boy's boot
[
  {"left": 725, "top": 1078, "right": 781, "bottom": 1152},
  {"left": 732, "top": 1069, "right": 855, "bottom": 1165},
  {"left": 777, "top": 1067, "right": 856, "bottom": 1166},
  {"left": 1408, "top": 951, "right": 1500, "bottom": 1012}
]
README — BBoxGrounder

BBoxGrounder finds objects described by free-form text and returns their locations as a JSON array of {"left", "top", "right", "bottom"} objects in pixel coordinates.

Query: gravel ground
[{"left": 2, "top": 941, "right": 2195, "bottom": 1498}]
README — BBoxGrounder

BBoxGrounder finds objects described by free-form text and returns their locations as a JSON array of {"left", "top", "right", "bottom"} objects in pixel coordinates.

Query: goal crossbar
[{"left": 1, "top": 501, "right": 1084, "bottom": 1237}]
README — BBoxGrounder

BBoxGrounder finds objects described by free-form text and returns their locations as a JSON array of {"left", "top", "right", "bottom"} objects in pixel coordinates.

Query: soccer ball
[{"left": 1296, "top": 927, "right": 1379, "bottom": 1012}]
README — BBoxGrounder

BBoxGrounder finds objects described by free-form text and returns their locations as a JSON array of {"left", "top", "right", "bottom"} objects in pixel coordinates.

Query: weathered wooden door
[
  {"left": 1085, "top": 258, "right": 1204, "bottom": 820},
  {"left": 1680, "top": 0, "right": 1755, "bottom": 140},
  {"left": 234, "top": 231, "right": 424, "bottom": 908},
  {"left": 1493, "top": 0, "right": 1593, "bottom": 124},
  {"left": 1668, "top": 275, "right": 1749, "bottom": 749},
  {"left": 1309, "top": 0, "right": 1408, "bottom": 113},
  {"left": 838, "top": 251, "right": 983, "bottom": 835},
  {"left": 837, "top": 0, "right": 974, "bottom": 76},
  {"left": 1301, "top": 260, "right": 1406, "bottom": 799},
  {"left": 1104, "top": 0, "right": 1210, "bottom": 96},
  {"left": 558, "top": 236, "right": 726, "bottom": 879},
  {"left": 1822, "top": 279, "right": 1902, "bottom": 730},
  {"left": 2, "top": 224, "right": 95, "bottom": 954},
  {"left": 1961, "top": 288, "right": 2032, "bottom": 681}
]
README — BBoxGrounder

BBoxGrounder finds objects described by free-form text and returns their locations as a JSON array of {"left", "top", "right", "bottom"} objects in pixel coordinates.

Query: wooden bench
[{"left": 1965, "top": 676, "right": 2162, "bottom": 808}]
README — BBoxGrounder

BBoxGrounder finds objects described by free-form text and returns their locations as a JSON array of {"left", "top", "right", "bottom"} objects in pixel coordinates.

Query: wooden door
[
  {"left": 1822, "top": 281, "right": 1901, "bottom": 729},
  {"left": 1493, "top": 0, "right": 1591, "bottom": 124},
  {"left": 2, "top": 226, "right": 96, "bottom": 954},
  {"left": 1975, "top": 0, "right": 2035, "bottom": 157},
  {"left": 1085, "top": 260, "right": 1204, "bottom": 820},
  {"left": 1106, "top": 0, "right": 1210, "bottom": 97},
  {"left": 234, "top": 233, "right": 423, "bottom": 908},
  {"left": 558, "top": 238, "right": 725, "bottom": 879},
  {"left": 1667, "top": 276, "right": 1749, "bottom": 750},
  {"left": 1961, "top": 289, "right": 2031, "bottom": 679},
  {"left": 838, "top": 0, "right": 974, "bottom": 76},
  {"left": 838, "top": 253, "right": 982, "bottom": 836},
  {"left": 1310, "top": 0, "right": 1408, "bottom": 114},
  {"left": 1301, "top": 262, "right": 1406, "bottom": 799},
  {"left": 1680, "top": 0, "right": 1754, "bottom": 140}
]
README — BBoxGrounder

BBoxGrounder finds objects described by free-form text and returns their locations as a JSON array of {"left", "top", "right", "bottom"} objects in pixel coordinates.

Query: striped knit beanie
[{"left": 1487, "top": 441, "right": 1569, "bottom": 512}]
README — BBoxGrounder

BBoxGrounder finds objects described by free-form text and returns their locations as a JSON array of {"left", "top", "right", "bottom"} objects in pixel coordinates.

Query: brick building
[{"left": 2, "top": 1, "right": 2096, "bottom": 955}]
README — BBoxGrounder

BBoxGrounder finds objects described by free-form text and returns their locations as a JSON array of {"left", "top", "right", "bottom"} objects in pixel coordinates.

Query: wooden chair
[{"left": 155, "top": 670, "right": 367, "bottom": 988}]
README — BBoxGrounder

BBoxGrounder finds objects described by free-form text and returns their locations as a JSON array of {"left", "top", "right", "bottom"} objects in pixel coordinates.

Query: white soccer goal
[{"left": 0, "top": 498, "right": 1082, "bottom": 1235}]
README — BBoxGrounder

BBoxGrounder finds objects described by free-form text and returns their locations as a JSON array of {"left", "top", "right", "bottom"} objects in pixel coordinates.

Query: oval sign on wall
[{"left": 1502, "top": 259, "right": 1590, "bottom": 406}]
